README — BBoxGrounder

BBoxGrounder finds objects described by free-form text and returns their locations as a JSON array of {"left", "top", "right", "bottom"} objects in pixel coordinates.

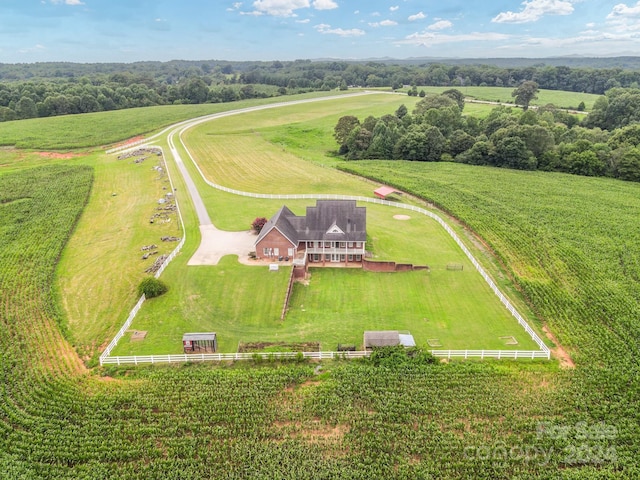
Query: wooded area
[
  {"left": 2, "top": 58, "right": 640, "bottom": 121},
  {"left": 335, "top": 86, "right": 640, "bottom": 182}
]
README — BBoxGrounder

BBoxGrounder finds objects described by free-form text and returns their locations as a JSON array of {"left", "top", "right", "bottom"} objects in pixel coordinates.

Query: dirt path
[{"left": 542, "top": 326, "right": 575, "bottom": 368}]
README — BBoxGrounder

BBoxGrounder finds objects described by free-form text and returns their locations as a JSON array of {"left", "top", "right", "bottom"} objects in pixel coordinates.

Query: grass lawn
[
  {"left": 406, "top": 86, "right": 600, "bottom": 110},
  {"left": 35, "top": 92, "right": 544, "bottom": 358},
  {"left": 114, "top": 201, "right": 540, "bottom": 354},
  {"left": 55, "top": 149, "right": 183, "bottom": 359}
]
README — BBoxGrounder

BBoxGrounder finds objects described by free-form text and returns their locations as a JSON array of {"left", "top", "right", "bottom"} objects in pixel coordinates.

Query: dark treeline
[
  {"left": 2, "top": 58, "right": 640, "bottom": 122},
  {"left": 335, "top": 87, "right": 640, "bottom": 183}
]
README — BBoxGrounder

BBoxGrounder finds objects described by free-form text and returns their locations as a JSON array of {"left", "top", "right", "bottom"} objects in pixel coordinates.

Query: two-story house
[{"left": 254, "top": 200, "right": 366, "bottom": 266}]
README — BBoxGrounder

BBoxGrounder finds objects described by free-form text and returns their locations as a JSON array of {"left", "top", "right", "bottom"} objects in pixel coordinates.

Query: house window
[
  {"left": 340, "top": 254, "right": 346, "bottom": 262},
  {"left": 313, "top": 254, "right": 320, "bottom": 262},
  {"left": 324, "top": 242, "right": 331, "bottom": 248},
  {"left": 348, "top": 254, "right": 353, "bottom": 261},
  {"left": 339, "top": 242, "right": 346, "bottom": 248},
  {"left": 355, "top": 255, "right": 362, "bottom": 261},
  {"left": 355, "top": 242, "right": 362, "bottom": 248},
  {"left": 263, "top": 247, "right": 270, "bottom": 256},
  {"left": 325, "top": 254, "right": 331, "bottom": 261}
]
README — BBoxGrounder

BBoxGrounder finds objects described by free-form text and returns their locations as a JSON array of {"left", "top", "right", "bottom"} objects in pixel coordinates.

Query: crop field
[{"left": 0, "top": 94, "right": 637, "bottom": 478}]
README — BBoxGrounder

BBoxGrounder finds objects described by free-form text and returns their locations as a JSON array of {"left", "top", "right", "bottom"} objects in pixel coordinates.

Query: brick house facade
[{"left": 255, "top": 200, "right": 366, "bottom": 266}]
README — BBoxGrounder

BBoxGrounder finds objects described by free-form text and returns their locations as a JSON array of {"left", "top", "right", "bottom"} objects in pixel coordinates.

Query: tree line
[
  {"left": 334, "top": 85, "right": 640, "bottom": 183},
  {"left": 2, "top": 59, "right": 640, "bottom": 122}
]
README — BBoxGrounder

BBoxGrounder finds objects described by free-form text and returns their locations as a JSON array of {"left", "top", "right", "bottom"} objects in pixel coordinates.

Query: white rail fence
[
  {"left": 100, "top": 146, "right": 186, "bottom": 365},
  {"left": 183, "top": 150, "right": 550, "bottom": 358},
  {"left": 100, "top": 103, "right": 550, "bottom": 366},
  {"left": 100, "top": 349, "right": 549, "bottom": 365}
]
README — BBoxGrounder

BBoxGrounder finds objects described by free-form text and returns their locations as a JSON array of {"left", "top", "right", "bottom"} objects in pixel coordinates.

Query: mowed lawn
[
  {"left": 182, "top": 93, "right": 421, "bottom": 193},
  {"left": 115, "top": 202, "right": 539, "bottom": 354}
]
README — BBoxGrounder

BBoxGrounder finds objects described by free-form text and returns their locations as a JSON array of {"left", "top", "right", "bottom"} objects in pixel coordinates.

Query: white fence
[
  {"left": 100, "top": 146, "right": 186, "bottom": 365},
  {"left": 100, "top": 101, "right": 550, "bottom": 366},
  {"left": 181, "top": 144, "right": 550, "bottom": 358},
  {"left": 100, "top": 349, "right": 549, "bottom": 365}
]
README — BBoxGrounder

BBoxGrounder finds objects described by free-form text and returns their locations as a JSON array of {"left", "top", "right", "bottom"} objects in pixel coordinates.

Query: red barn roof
[{"left": 374, "top": 186, "right": 402, "bottom": 199}]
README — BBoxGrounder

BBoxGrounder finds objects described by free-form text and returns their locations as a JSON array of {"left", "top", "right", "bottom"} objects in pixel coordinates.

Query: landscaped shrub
[
  {"left": 137, "top": 277, "right": 168, "bottom": 298},
  {"left": 252, "top": 217, "right": 268, "bottom": 233}
]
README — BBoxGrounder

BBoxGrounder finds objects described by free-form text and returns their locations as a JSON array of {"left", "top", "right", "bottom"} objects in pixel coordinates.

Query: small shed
[
  {"left": 363, "top": 330, "right": 416, "bottom": 350},
  {"left": 374, "top": 186, "right": 402, "bottom": 199},
  {"left": 183, "top": 333, "right": 217, "bottom": 353}
]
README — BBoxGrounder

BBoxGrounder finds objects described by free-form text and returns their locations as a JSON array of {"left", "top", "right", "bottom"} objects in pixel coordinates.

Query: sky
[{"left": 1, "top": 0, "right": 640, "bottom": 63}]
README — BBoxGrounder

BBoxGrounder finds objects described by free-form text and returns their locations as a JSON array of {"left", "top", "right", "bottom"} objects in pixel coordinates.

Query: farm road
[{"left": 165, "top": 91, "right": 378, "bottom": 265}]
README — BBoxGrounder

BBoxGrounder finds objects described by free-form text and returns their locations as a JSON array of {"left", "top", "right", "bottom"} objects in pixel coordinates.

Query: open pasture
[
  {"left": 412, "top": 86, "right": 599, "bottom": 110},
  {"left": 0, "top": 91, "right": 358, "bottom": 150},
  {"left": 182, "top": 93, "right": 420, "bottom": 191}
]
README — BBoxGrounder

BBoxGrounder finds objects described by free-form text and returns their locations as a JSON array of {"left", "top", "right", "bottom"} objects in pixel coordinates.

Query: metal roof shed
[
  {"left": 183, "top": 333, "right": 217, "bottom": 353},
  {"left": 363, "top": 330, "right": 400, "bottom": 349}
]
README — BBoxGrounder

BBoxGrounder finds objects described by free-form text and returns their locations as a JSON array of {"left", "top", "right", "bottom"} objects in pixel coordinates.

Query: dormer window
[{"left": 326, "top": 222, "right": 344, "bottom": 235}]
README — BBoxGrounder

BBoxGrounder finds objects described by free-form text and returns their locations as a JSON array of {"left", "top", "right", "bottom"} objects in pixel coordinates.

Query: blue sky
[{"left": 1, "top": 0, "right": 640, "bottom": 63}]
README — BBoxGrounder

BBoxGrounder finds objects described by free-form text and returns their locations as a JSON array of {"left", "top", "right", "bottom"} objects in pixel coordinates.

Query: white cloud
[
  {"left": 408, "top": 12, "right": 426, "bottom": 21},
  {"left": 19, "top": 44, "right": 46, "bottom": 53},
  {"left": 296, "top": 18, "right": 310, "bottom": 23},
  {"left": 50, "top": 0, "right": 84, "bottom": 5},
  {"left": 312, "top": 0, "right": 338, "bottom": 10},
  {"left": 585, "top": 22, "right": 596, "bottom": 28},
  {"left": 390, "top": 6, "right": 399, "bottom": 12},
  {"left": 369, "top": 19, "right": 398, "bottom": 27},
  {"left": 247, "top": 0, "right": 337, "bottom": 17},
  {"left": 315, "top": 23, "right": 365, "bottom": 36},
  {"left": 252, "top": 0, "right": 308, "bottom": 16},
  {"left": 427, "top": 20, "right": 452, "bottom": 31},
  {"left": 606, "top": 2, "right": 640, "bottom": 30},
  {"left": 397, "top": 31, "right": 510, "bottom": 46},
  {"left": 492, "top": 0, "right": 575, "bottom": 24}
]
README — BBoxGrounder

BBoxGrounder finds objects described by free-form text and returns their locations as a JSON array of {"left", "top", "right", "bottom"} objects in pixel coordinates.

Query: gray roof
[
  {"left": 256, "top": 200, "right": 366, "bottom": 246},
  {"left": 183, "top": 333, "right": 216, "bottom": 341},
  {"left": 301, "top": 200, "right": 366, "bottom": 242},
  {"left": 255, "top": 205, "right": 299, "bottom": 246},
  {"left": 364, "top": 330, "right": 400, "bottom": 348}
]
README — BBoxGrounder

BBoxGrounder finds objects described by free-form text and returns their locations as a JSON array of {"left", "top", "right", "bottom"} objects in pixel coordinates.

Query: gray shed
[
  {"left": 363, "top": 330, "right": 416, "bottom": 350},
  {"left": 183, "top": 332, "right": 217, "bottom": 353}
]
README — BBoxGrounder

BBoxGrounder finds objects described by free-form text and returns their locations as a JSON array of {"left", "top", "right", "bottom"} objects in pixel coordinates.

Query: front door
[{"left": 331, "top": 254, "right": 340, "bottom": 262}]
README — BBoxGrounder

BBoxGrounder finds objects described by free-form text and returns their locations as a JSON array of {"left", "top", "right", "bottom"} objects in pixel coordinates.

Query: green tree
[
  {"left": 394, "top": 125, "right": 445, "bottom": 162},
  {"left": 181, "top": 77, "right": 209, "bottom": 104},
  {"left": 395, "top": 104, "right": 408, "bottom": 119},
  {"left": 448, "top": 129, "right": 476, "bottom": 156},
  {"left": 614, "top": 147, "right": 640, "bottom": 181},
  {"left": 442, "top": 88, "right": 465, "bottom": 110},
  {"left": 16, "top": 96, "right": 37, "bottom": 119},
  {"left": 494, "top": 136, "right": 536, "bottom": 170},
  {"left": 413, "top": 94, "right": 457, "bottom": 115},
  {"left": 512, "top": 80, "right": 539, "bottom": 111},
  {"left": 334, "top": 115, "right": 360, "bottom": 148}
]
